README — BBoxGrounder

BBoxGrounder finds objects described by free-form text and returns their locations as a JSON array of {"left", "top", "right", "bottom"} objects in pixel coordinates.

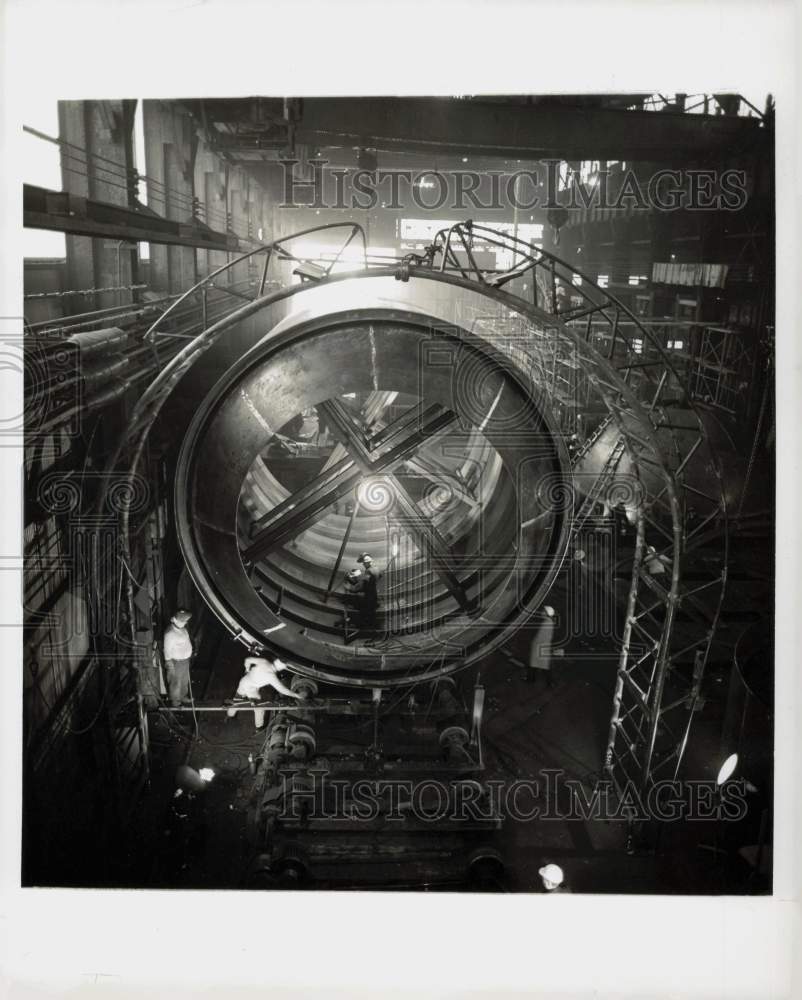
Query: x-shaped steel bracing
[{"left": 242, "top": 398, "right": 476, "bottom": 612}]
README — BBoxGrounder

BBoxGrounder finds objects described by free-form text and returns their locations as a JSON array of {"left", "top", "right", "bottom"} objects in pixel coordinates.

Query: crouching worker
[{"left": 226, "top": 656, "right": 302, "bottom": 730}]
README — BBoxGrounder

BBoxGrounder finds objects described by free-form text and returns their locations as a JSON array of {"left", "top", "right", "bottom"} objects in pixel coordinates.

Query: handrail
[
  {"left": 142, "top": 222, "right": 369, "bottom": 344},
  {"left": 428, "top": 221, "right": 684, "bottom": 385}
]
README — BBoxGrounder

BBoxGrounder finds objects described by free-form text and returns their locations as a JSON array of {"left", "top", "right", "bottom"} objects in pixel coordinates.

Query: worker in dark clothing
[
  {"left": 526, "top": 605, "right": 557, "bottom": 686},
  {"left": 339, "top": 567, "right": 365, "bottom": 637},
  {"left": 164, "top": 766, "right": 210, "bottom": 877},
  {"left": 357, "top": 553, "right": 382, "bottom": 634}
]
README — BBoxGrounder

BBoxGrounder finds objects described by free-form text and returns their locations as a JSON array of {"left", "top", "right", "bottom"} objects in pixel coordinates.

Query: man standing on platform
[{"left": 163, "top": 609, "right": 193, "bottom": 707}]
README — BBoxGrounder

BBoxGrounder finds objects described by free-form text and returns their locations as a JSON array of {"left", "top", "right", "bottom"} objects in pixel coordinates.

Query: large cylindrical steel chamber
[
  {"left": 174, "top": 271, "right": 573, "bottom": 686},
  {"left": 111, "top": 220, "right": 727, "bottom": 792}
]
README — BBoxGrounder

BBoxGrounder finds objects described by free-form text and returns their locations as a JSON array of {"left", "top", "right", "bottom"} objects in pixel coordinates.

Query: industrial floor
[{"left": 128, "top": 570, "right": 769, "bottom": 894}]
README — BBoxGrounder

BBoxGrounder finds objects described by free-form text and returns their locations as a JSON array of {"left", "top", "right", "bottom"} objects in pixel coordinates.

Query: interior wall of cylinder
[{"left": 177, "top": 311, "right": 569, "bottom": 680}]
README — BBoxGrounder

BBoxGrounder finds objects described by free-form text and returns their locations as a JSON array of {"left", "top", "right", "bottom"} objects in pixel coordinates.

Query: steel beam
[
  {"left": 243, "top": 404, "right": 458, "bottom": 562},
  {"left": 389, "top": 474, "right": 476, "bottom": 613},
  {"left": 317, "top": 398, "right": 374, "bottom": 472},
  {"left": 24, "top": 184, "right": 243, "bottom": 252},
  {"left": 293, "top": 97, "right": 766, "bottom": 162}
]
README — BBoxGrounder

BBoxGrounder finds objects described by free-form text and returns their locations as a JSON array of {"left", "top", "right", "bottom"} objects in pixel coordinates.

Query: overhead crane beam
[
  {"left": 291, "top": 97, "right": 766, "bottom": 162},
  {"left": 23, "top": 184, "right": 247, "bottom": 253}
]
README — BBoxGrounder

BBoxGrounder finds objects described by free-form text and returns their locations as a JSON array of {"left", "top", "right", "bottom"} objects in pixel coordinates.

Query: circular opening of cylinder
[
  {"left": 176, "top": 276, "right": 571, "bottom": 685},
  {"left": 237, "top": 390, "right": 516, "bottom": 641}
]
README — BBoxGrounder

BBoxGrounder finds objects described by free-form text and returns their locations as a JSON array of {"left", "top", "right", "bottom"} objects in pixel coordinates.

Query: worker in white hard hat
[
  {"left": 226, "top": 656, "right": 302, "bottom": 729},
  {"left": 538, "top": 863, "right": 566, "bottom": 892},
  {"left": 163, "top": 609, "right": 193, "bottom": 707},
  {"left": 526, "top": 605, "right": 557, "bottom": 686}
]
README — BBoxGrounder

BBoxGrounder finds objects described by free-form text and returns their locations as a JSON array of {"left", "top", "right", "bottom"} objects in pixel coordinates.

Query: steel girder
[{"left": 294, "top": 97, "right": 763, "bottom": 162}]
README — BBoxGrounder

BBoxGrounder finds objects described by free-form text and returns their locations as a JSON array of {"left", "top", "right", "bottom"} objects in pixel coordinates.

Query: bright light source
[
  {"left": 462, "top": 156, "right": 468, "bottom": 163},
  {"left": 538, "top": 863, "right": 564, "bottom": 890},
  {"left": 198, "top": 767, "right": 216, "bottom": 783},
  {"left": 716, "top": 753, "right": 738, "bottom": 786},
  {"left": 392, "top": 542, "right": 399, "bottom": 557}
]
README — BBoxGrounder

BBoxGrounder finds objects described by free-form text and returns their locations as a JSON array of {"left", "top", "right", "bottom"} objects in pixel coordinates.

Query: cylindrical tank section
[
  {"left": 170, "top": 264, "right": 723, "bottom": 712},
  {"left": 174, "top": 273, "right": 574, "bottom": 687},
  {"left": 573, "top": 405, "right": 747, "bottom": 517}
]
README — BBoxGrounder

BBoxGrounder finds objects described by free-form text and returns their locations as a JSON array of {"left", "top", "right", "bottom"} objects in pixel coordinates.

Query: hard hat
[
  {"left": 346, "top": 568, "right": 362, "bottom": 581},
  {"left": 172, "top": 609, "right": 191, "bottom": 626},
  {"left": 357, "top": 552, "right": 372, "bottom": 564},
  {"left": 538, "top": 863, "right": 564, "bottom": 888}
]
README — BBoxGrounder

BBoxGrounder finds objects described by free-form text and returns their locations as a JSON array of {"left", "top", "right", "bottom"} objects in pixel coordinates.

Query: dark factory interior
[{"left": 21, "top": 94, "right": 775, "bottom": 894}]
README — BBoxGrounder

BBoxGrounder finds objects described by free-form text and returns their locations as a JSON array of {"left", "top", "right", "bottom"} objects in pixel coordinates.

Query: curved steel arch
[
  {"left": 104, "top": 221, "right": 728, "bottom": 794},
  {"left": 426, "top": 222, "right": 729, "bottom": 792}
]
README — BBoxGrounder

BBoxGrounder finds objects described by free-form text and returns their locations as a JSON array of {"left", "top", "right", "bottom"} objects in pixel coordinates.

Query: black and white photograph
[
  {"left": 20, "top": 90, "right": 778, "bottom": 893},
  {"left": 2, "top": 3, "right": 799, "bottom": 998}
]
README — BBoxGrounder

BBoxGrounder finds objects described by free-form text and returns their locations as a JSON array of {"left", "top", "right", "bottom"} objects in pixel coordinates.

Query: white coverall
[{"left": 227, "top": 657, "right": 301, "bottom": 728}]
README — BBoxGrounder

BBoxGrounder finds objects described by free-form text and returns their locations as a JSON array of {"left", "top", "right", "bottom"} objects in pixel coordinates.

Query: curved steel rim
[
  {"left": 106, "top": 224, "right": 727, "bottom": 788},
  {"left": 174, "top": 294, "right": 572, "bottom": 684}
]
